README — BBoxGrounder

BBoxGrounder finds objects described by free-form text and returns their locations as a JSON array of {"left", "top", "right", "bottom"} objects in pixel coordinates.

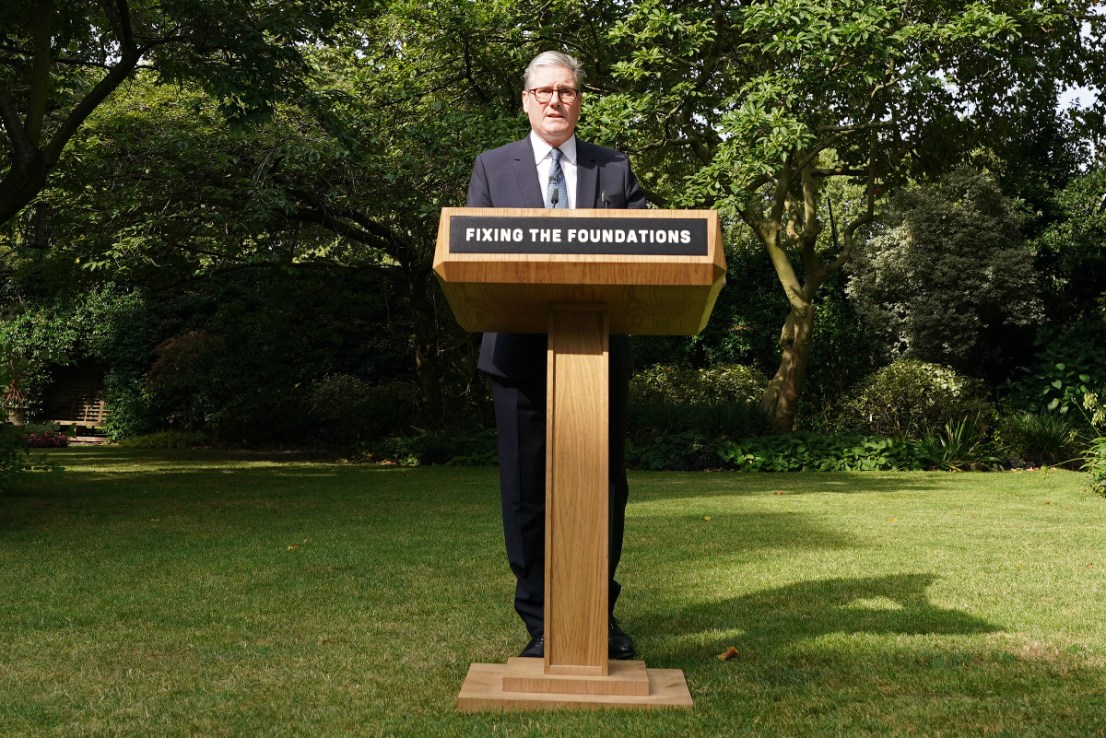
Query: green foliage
[
  {"left": 631, "top": 229, "right": 788, "bottom": 373},
  {"left": 837, "top": 359, "right": 994, "bottom": 440},
  {"left": 593, "top": 0, "right": 1105, "bottom": 429},
  {"left": 115, "top": 431, "right": 213, "bottom": 449},
  {"left": 628, "top": 363, "right": 771, "bottom": 452},
  {"left": 626, "top": 432, "right": 720, "bottom": 472},
  {"left": 716, "top": 432, "right": 928, "bottom": 472},
  {"left": 994, "top": 411, "right": 1084, "bottom": 468},
  {"left": 1004, "top": 320, "right": 1106, "bottom": 429},
  {"left": 308, "top": 374, "right": 418, "bottom": 444},
  {"left": 1, "top": 0, "right": 359, "bottom": 224},
  {"left": 102, "top": 375, "right": 157, "bottom": 442},
  {"left": 0, "top": 317, "right": 72, "bottom": 420},
  {"left": 0, "top": 422, "right": 28, "bottom": 489},
  {"left": 846, "top": 168, "right": 1043, "bottom": 380},
  {"left": 366, "top": 430, "right": 498, "bottom": 467},
  {"left": 630, "top": 427, "right": 1004, "bottom": 473},
  {"left": 915, "top": 417, "right": 1001, "bottom": 472},
  {"left": 1033, "top": 165, "right": 1106, "bottom": 323},
  {"left": 1086, "top": 436, "right": 1106, "bottom": 496},
  {"left": 631, "top": 363, "right": 766, "bottom": 407}
]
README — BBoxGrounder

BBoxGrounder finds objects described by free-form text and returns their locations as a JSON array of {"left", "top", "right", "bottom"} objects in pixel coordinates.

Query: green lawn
[{"left": 2, "top": 449, "right": 1104, "bottom": 737}]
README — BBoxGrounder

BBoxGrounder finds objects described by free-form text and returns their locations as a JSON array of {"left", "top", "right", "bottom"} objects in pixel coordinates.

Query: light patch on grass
[{"left": 847, "top": 596, "right": 906, "bottom": 611}]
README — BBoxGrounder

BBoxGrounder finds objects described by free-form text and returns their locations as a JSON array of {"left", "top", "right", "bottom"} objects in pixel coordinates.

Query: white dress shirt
[{"left": 530, "top": 131, "right": 578, "bottom": 209}]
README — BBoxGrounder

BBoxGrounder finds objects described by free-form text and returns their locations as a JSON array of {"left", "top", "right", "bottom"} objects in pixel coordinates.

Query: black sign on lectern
[{"left": 449, "top": 214, "right": 708, "bottom": 256}]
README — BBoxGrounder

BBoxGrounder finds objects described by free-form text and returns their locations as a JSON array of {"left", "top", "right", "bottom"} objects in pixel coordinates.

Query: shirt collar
[{"left": 530, "top": 132, "right": 577, "bottom": 166}]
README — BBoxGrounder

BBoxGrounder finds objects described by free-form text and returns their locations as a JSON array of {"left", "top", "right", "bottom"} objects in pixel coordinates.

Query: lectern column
[{"left": 545, "top": 304, "right": 609, "bottom": 675}]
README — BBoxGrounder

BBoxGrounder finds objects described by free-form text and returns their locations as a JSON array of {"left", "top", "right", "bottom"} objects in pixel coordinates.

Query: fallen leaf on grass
[
  {"left": 288, "top": 544, "right": 301, "bottom": 551},
  {"left": 717, "top": 646, "right": 738, "bottom": 661}
]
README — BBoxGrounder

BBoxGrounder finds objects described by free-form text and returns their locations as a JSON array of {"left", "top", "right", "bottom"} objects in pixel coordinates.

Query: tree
[
  {"left": 587, "top": 0, "right": 1106, "bottom": 430},
  {"left": 0, "top": 0, "right": 361, "bottom": 226},
  {"left": 3, "top": 3, "right": 533, "bottom": 428},
  {"left": 845, "top": 167, "right": 1043, "bottom": 382},
  {"left": 1033, "top": 163, "right": 1106, "bottom": 325}
]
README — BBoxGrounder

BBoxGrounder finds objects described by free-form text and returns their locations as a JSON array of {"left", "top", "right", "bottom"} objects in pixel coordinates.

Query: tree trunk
[
  {"left": 761, "top": 301, "right": 816, "bottom": 433},
  {"left": 407, "top": 268, "right": 444, "bottom": 428},
  {"left": 0, "top": 152, "right": 50, "bottom": 227}
]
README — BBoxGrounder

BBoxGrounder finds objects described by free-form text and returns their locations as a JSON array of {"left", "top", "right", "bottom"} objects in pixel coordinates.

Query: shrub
[
  {"left": 993, "top": 410, "right": 1084, "bottom": 468},
  {"left": 308, "top": 375, "right": 418, "bottom": 443},
  {"left": 837, "top": 359, "right": 993, "bottom": 439},
  {"left": 365, "top": 430, "right": 498, "bottom": 467},
  {"left": 626, "top": 432, "right": 721, "bottom": 471},
  {"left": 0, "top": 422, "right": 28, "bottom": 489},
  {"left": 1003, "top": 321, "right": 1106, "bottom": 430},
  {"left": 102, "top": 375, "right": 156, "bottom": 441},
  {"left": 115, "top": 431, "right": 213, "bottom": 449},
  {"left": 629, "top": 363, "right": 770, "bottom": 439},
  {"left": 915, "top": 417, "right": 1001, "bottom": 471},
  {"left": 1086, "top": 436, "right": 1106, "bottom": 496},
  {"left": 716, "top": 432, "right": 929, "bottom": 472},
  {"left": 632, "top": 363, "right": 765, "bottom": 406},
  {"left": 845, "top": 167, "right": 1042, "bottom": 380},
  {"left": 25, "top": 430, "right": 69, "bottom": 448}
]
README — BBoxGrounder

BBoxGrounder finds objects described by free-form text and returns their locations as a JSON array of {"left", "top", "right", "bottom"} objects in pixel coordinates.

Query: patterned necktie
[{"left": 547, "top": 148, "right": 569, "bottom": 208}]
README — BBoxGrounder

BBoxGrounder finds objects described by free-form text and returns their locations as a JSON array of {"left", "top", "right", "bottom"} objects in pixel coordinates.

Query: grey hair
[{"left": 524, "top": 51, "right": 585, "bottom": 89}]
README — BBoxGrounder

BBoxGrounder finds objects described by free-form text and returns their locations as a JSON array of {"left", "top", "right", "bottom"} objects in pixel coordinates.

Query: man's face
[{"left": 522, "top": 65, "right": 580, "bottom": 147}]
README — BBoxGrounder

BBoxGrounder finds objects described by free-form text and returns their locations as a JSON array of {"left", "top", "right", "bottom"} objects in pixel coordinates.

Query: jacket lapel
[
  {"left": 509, "top": 137, "right": 545, "bottom": 208},
  {"left": 575, "top": 140, "right": 599, "bottom": 208}
]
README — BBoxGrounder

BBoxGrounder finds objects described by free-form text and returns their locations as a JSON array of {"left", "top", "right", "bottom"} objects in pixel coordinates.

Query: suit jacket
[{"left": 466, "top": 136, "right": 646, "bottom": 381}]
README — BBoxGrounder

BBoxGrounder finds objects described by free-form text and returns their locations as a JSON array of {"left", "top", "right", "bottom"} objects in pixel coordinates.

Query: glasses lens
[{"left": 532, "top": 87, "right": 577, "bottom": 103}]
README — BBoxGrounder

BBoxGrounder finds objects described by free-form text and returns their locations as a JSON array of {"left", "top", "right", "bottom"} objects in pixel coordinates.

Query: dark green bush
[
  {"left": 993, "top": 410, "right": 1084, "bottom": 467},
  {"left": 308, "top": 375, "right": 418, "bottom": 444},
  {"left": 115, "top": 431, "right": 213, "bottom": 449},
  {"left": 1003, "top": 320, "right": 1106, "bottom": 429},
  {"left": 631, "top": 363, "right": 765, "bottom": 406},
  {"left": 0, "top": 422, "right": 28, "bottom": 489},
  {"left": 836, "top": 359, "right": 994, "bottom": 439},
  {"left": 716, "top": 432, "right": 929, "bottom": 472},
  {"left": 629, "top": 363, "right": 770, "bottom": 439},
  {"left": 915, "top": 417, "right": 1001, "bottom": 471},
  {"left": 626, "top": 432, "right": 720, "bottom": 471},
  {"left": 102, "top": 374, "right": 156, "bottom": 441},
  {"left": 366, "top": 429, "right": 498, "bottom": 467}
]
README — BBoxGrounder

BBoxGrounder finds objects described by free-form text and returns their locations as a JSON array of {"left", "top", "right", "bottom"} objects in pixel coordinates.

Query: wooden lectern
[{"left": 434, "top": 208, "right": 725, "bottom": 710}]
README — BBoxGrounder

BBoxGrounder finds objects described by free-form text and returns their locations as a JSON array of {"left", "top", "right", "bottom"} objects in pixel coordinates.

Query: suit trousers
[{"left": 491, "top": 365, "right": 631, "bottom": 636}]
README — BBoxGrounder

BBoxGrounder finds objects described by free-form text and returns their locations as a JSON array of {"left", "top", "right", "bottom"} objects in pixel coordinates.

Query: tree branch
[
  {"left": 0, "top": 86, "right": 31, "bottom": 160},
  {"left": 25, "top": 0, "right": 54, "bottom": 145}
]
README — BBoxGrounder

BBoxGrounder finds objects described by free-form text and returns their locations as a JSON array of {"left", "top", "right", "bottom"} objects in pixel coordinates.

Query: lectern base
[{"left": 457, "top": 658, "right": 693, "bottom": 711}]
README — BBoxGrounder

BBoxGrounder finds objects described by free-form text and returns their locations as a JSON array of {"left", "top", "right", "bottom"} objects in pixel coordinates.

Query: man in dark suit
[{"left": 466, "top": 51, "right": 645, "bottom": 661}]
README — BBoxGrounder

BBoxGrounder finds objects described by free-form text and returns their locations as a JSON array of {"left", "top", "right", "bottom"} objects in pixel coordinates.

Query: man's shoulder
[
  {"left": 475, "top": 137, "right": 531, "bottom": 164},
  {"left": 576, "top": 139, "right": 631, "bottom": 166}
]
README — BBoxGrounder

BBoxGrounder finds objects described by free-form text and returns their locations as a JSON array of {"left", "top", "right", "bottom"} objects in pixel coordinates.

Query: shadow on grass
[
  {"left": 635, "top": 575, "right": 1106, "bottom": 733},
  {"left": 657, "top": 573, "right": 996, "bottom": 656}
]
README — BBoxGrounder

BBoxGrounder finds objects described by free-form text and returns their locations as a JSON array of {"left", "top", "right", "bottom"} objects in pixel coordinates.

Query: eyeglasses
[{"left": 527, "top": 87, "right": 579, "bottom": 103}]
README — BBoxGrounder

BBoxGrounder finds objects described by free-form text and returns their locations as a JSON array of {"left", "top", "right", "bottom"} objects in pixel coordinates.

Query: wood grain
[{"left": 544, "top": 305, "right": 609, "bottom": 674}]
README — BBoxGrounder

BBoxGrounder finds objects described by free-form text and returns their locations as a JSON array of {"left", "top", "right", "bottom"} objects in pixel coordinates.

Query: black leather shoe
[
  {"left": 519, "top": 633, "right": 544, "bottom": 658},
  {"left": 609, "top": 619, "right": 636, "bottom": 660}
]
